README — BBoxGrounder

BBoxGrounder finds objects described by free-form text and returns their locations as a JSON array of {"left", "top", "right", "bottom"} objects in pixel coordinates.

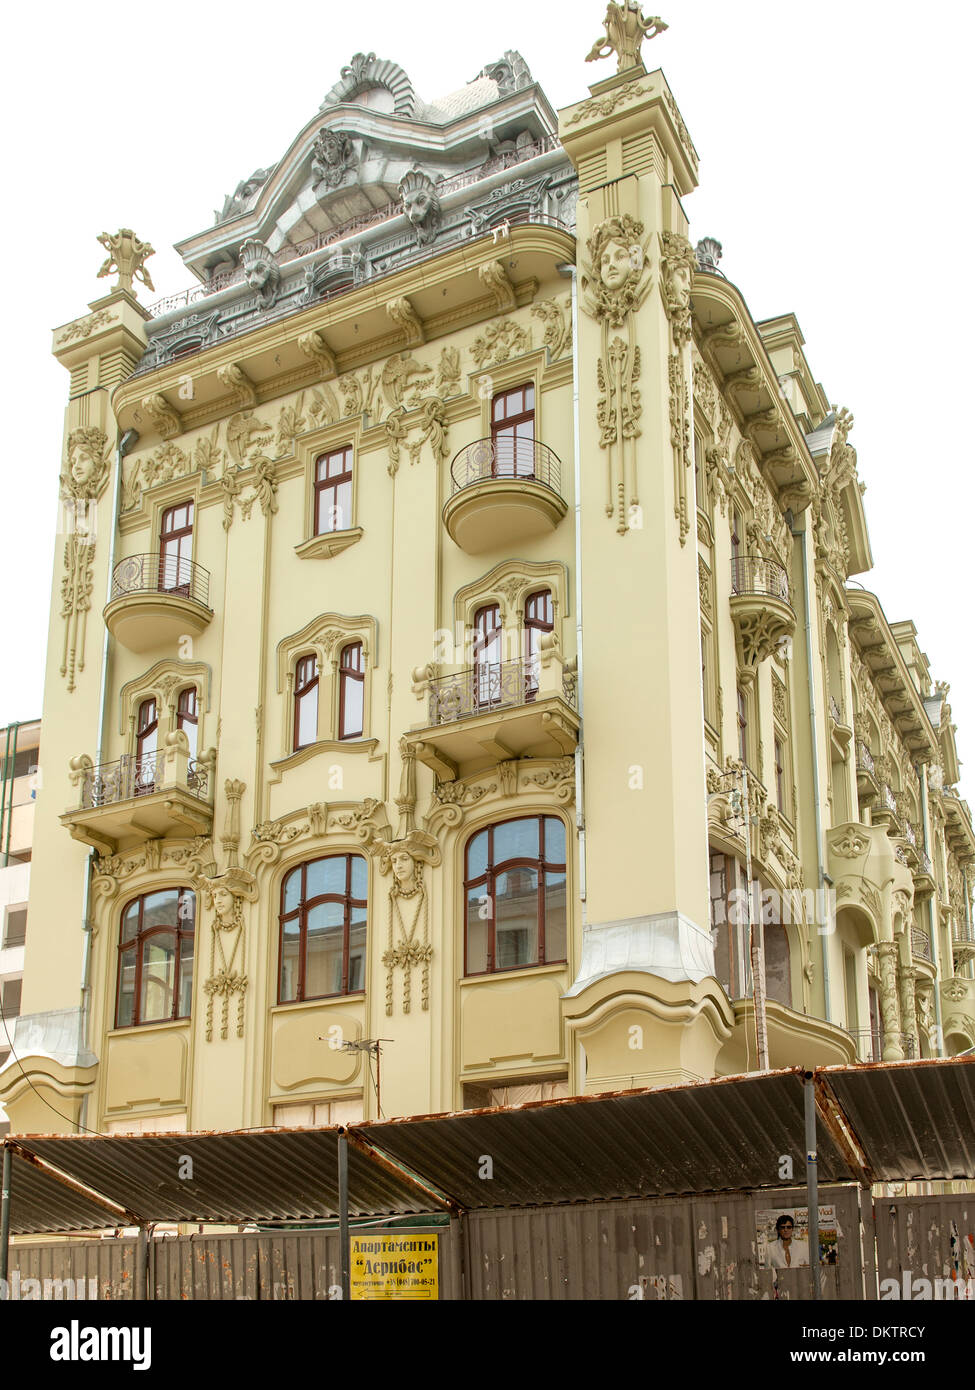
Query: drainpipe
[
  {"left": 0, "top": 722, "right": 18, "bottom": 869},
  {"left": 78, "top": 427, "right": 138, "bottom": 1132},
  {"left": 920, "top": 773, "right": 945, "bottom": 1055},
  {"left": 558, "top": 261, "right": 588, "bottom": 1094},
  {"left": 792, "top": 515, "right": 831, "bottom": 1022}
]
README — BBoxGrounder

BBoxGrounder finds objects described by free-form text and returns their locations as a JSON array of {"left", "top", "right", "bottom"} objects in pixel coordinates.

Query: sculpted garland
[{"left": 59, "top": 427, "right": 112, "bottom": 692}]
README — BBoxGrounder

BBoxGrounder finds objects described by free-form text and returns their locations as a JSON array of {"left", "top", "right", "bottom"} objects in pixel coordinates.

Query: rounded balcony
[
  {"left": 729, "top": 554, "right": 796, "bottom": 673},
  {"left": 104, "top": 554, "right": 213, "bottom": 653},
  {"left": 443, "top": 437, "right": 567, "bottom": 554}
]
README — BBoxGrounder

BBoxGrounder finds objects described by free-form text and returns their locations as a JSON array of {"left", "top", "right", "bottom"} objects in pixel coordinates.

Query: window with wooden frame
[
  {"left": 338, "top": 642, "right": 364, "bottom": 740},
  {"left": 116, "top": 888, "right": 195, "bottom": 1028},
  {"left": 524, "top": 589, "right": 553, "bottom": 701},
  {"left": 278, "top": 854, "right": 367, "bottom": 1003},
  {"left": 314, "top": 446, "right": 353, "bottom": 536},
  {"left": 736, "top": 687, "right": 749, "bottom": 766},
  {"left": 473, "top": 603, "right": 504, "bottom": 710},
  {"left": 464, "top": 816, "right": 567, "bottom": 975},
  {"left": 491, "top": 384, "right": 535, "bottom": 478},
  {"left": 177, "top": 687, "right": 198, "bottom": 760},
  {"left": 293, "top": 654, "right": 319, "bottom": 751},
  {"left": 135, "top": 698, "right": 159, "bottom": 794},
  {"left": 159, "top": 502, "right": 194, "bottom": 595}
]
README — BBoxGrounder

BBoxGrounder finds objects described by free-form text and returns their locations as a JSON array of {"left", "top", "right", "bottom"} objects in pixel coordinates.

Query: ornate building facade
[{"left": 3, "top": 14, "right": 974, "bottom": 1136}]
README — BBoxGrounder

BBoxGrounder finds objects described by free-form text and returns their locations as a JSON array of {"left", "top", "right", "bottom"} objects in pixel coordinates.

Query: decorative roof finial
[
  {"left": 586, "top": 3, "right": 668, "bottom": 73},
  {"left": 96, "top": 229, "right": 156, "bottom": 296}
]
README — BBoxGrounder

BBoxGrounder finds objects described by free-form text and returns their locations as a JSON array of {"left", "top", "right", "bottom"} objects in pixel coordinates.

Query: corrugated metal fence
[{"left": 9, "top": 1188, "right": 975, "bottom": 1299}]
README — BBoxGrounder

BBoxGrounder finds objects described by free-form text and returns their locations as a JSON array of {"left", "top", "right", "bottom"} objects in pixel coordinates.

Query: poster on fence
[
  {"left": 349, "top": 1232, "right": 439, "bottom": 1300},
  {"left": 756, "top": 1205, "right": 839, "bottom": 1269}
]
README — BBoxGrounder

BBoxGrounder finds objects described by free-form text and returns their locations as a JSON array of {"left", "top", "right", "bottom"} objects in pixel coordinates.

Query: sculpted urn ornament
[
  {"left": 586, "top": 2, "right": 668, "bottom": 72},
  {"left": 96, "top": 229, "right": 155, "bottom": 295}
]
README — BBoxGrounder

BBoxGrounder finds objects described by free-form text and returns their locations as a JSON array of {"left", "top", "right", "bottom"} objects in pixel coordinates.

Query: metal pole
[
  {"left": 804, "top": 1073, "right": 820, "bottom": 1301},
  {"left": 134, "top": 1226, "right": 147, "bottom": 1301},
  {"left": 0, "top": 1145, "right": 11, "bottom": 1283},
  {"left": 338, "top": 1131, "right": 351, "bottom": 1301}
]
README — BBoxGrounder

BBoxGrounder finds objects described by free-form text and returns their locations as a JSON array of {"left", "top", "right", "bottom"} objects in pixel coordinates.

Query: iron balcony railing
[
  {"left": 919, "top": 849, "right": 934, "bottom": 876},
  {"left": 77, "top": 752, "right": 211, "bottom": 809},
  {"left": 845, "top": 1029, "right": 919, "bottom": 1062},
  {"left": 111, "top": 554, "right": 211, "bottom": 606},
  {"left": 911, "top": 928, "right": 932, "bottom": 962},
  {"left": 829, "top": 694, "right": 846, "bottom": 725},
  {"left": 952, "top": 919, "right": 975, "bottom": 945},
  {"left": 856, "top": 740, "right": 876, "bottom": 775},
  {"left": 730, "top": 554, "right": 791, "bottom": 605},
  {"left": 904, "top": 820, "right": 918, "bottom": 849},
  {"left": 427, "top": 657, "right": 575, "bottom": 725},
  {"left": 882, "top": 783, "right": 897, "bottom": 813},
  {"left": 449, "top": 437, "right": 562, "bottom": 496}
]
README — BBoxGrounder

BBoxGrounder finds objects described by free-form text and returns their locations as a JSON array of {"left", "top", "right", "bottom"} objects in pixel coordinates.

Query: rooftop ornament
[
  {"left": 586, "top": 2, "right": 668, "bottom": 73},
  {"left": 96, "top": 228, "right": 155, "bottom": 296}
]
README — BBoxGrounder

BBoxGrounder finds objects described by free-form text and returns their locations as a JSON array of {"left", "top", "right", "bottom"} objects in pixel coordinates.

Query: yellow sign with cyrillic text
[{"left": 349, "top": 1233, "right": 439, "bottom": 1300}]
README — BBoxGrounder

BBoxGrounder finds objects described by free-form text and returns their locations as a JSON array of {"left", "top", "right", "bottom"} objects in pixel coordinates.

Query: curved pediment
[{"left": 321, "top": 52, "right": 417, "bottom": 119}]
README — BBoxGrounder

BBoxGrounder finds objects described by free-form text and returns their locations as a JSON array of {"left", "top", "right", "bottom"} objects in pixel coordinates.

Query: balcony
[
  {"left": 729, "top": 555, "right": 796, "bottom": 674},
  {"left": 914, "top": 847, "right": 936, "bottom": 896},
  {"left": 410, "top": 653, "right": 579, "bottom": 779},
  {"left": 828, "top": 693, "right": 853, "bottom": 754},
  {"left": 855, "top": 740, "right": 879, "bottom": 803},
  {"left": 952, "top": 919, "right": 975, "bottom": 970},
  {"left": 61, "top": 734, "right": 214, "bottom": 855},
  {"left": 104, "top": 553, "right": 213, "bottom": 653},
  {"left": 442, "top": 438, "right": 567, "bottom": 555},
  {"left": 911, "top": 927, "right": 932, "bottom": 963}
]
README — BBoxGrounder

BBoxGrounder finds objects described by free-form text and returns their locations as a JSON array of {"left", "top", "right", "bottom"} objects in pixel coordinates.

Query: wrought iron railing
[
  {"left": 847, "top": 1029, "right": 917, "bottom": 1062},
  {"left": 427, "top": 657, "right": 575, "bottom": 725},
  {"left": 829, "top": 694, "right": 845, "bottom": 724},
  {"left": 450, "top": 437, "right": 562, "bottom": 496},
  {"left": 882, "top": 783, "right": 897, "bottom": 813},
  {"left": 730, "top": 555, "right": 791, "bottom": 605},
  {"left": 904, "top": 820, "right": 918, "bottom": 849},
  {"left": 111, "top": 554, "right": 210, "bottom": 606},
  {"left": 952, "top": 919, "right": 975, "bottom": 945},
  {"left": 855, "top": 740, "right": 876, "bottom": 775},
  {"left": 911, "top": 928, "right": 932, "bottom": 961},
  {"left": 919, "top": 850, "right": 934, "bottom": 876},
  {"left": 77, "top": 752, "right": 210, "bottom": 809}
]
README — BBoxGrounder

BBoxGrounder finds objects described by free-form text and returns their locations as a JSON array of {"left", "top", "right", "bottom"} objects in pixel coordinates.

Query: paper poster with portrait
[{"left": 756, "top": 1205, "right": 839, "bottom": 1269}]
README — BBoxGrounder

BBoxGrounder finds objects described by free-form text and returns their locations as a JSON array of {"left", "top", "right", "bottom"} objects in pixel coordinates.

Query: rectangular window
[
  {"left": 294, "top": 655, "right": 319, "bottom": 751},
  {"left": 177, "top": 687, "right": 199, "bottom": 760},
  {"left": 2, "top": 908, "right": 27, "bottom": 949},
  {"left": 159, "top": 502, "right": 194, "bottom": 594},
  {"left": 463, "top": 1075, "right": 568, "bottom": 1110},
  {"left": 2, "top": 978, "right": 22, "bottom": 1020},
  {"left": 737, "top": 688, "right": 748, "bottom": 765},
  {"left": 315, "top": 447, "right": 353, "bottom": 535},
  {"left": 339, "top": 642, "right": 365, "bottom": 739},
  {"left": 774, "top": 737, "right": 785, "bottom": 812},
  {"left": 491, "top": 384, "right": 535, "bottom": 478}
]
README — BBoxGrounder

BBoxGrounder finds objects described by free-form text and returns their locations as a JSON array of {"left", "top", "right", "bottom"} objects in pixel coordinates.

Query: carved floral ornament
[
  {"left": 580, "top": 215, "right": 653, "bottom": 537},
  {"left": 585, "top": 3, "right": 668, "bottom": 72},
  {"left": 195, "top": 867, "right": 258, "bottom": 1042},
  {"left": 59, "top": 427, "right": 112, "bottom": 693}
]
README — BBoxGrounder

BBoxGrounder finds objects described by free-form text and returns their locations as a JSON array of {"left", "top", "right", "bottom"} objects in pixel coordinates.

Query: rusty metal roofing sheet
[
  {"left": 818, "top": 1057, "right": 975, "bottom": 1182},
  {"left": 355, "top": 1068, "right": 855, "bottom": 1209},
  {"left": 7, "top": 1128, "right": 437, "bottom": 1235},
  {"left": 5, "top": 1147, "right": 121, "bottom": 1235}
]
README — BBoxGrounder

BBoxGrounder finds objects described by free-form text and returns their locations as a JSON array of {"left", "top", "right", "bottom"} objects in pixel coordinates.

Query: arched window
[
  {"left": 116, "top": 888, "right": 195, "bottom": 1028},
  {"left": 294, "top": 654, "right": 319, "bottom": 751},
  {"left": 524, "top": 589, "right": 553, "bottom": 700},
  {"left": 279, "top": 854, "right": 368, "bottom": 1003},
  {"left": 465, "top": 816, "right": 567, "bottom": 975},
  {"left": 339, "top": 642, "right": 364, "bottom": 740},
  {"left": 135, "top": 698, "right": 158, "bottom": 794},
  {"left": 177, "top": 687, "right": 198, "bottom": 759}
]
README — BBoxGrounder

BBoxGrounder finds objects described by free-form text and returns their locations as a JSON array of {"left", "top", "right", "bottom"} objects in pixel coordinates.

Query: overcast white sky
[{"left": 2, "top": 1, "right": 972, "bottom": 788}]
